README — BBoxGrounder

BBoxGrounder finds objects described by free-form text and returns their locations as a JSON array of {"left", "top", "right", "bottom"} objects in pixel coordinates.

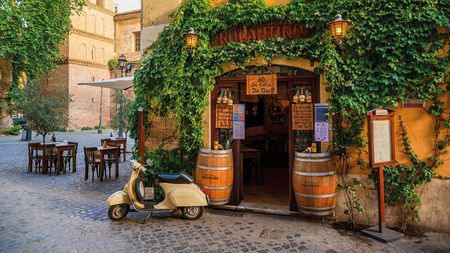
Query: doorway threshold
[{"left": 211, "top": 201, "right": 299, "bottom": 216}]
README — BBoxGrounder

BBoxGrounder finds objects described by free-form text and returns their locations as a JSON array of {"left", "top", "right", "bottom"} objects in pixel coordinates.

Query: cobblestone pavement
[{"left": 0, "top": 131, "right": 449, "bottom": 253}]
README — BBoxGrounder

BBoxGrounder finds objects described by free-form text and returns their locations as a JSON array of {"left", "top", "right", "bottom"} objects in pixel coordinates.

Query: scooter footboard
[{"left": 106, "top": 191, "right": 131, "bottom": 206}]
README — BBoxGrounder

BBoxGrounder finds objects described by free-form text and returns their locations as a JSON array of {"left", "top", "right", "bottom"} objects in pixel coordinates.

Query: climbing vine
[{"left": 132, "top": 0, "right": 450, "bottom": 222}]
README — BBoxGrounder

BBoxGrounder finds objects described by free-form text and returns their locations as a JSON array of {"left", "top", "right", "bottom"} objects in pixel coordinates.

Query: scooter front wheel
[
  {"left": 108, "top": 204, "right": 129, "bottom": 221},
  {"left": 181, "top": 206, "right": 204, "bottom": 220}
]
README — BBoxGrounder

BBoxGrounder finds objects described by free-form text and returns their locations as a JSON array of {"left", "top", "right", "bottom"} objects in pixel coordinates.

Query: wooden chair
[
  {"left": 102, "top": 147, "right": 120, "bottom": 179},
  {"left": 106, "top": 139, "right": 126, "bottom": 161},
  {"left": 84, "top": 147, "right": 102, "bottom": 181},
  {"left": 42, "top": 143, "right": 57, "bottom": 176},
  {"left": 62, "top": 142, "right": 78, "bottom": 173},
  {"left": 28, "top": 143, "right": 43, "bottom": 174}
]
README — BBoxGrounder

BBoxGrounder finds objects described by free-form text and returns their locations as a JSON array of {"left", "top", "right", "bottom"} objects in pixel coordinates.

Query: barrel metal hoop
[
  {"left": 294, "top": 158, "right": 331, "bottom": 163},
  {"left": 295, "top": 152, "right": 332, "bottom": 158},
  {"left": 297, "top": 205, "right": 336, "bottom": 211},
  {"left": 294, "top": 192, "right": 337, "bottom": 198},
  {"left": 294, "top": 171, "right": 336, "bottom": 177},
  {"left": 198, "top": 185, "right": 232, "bottom": 190},
  {"left": 199, "top": 154, "right": 231, "bottom": 158},
  {"left": 197, "top": 165, "right": 233, "bottom": 171},
  {"left": 200, "top": 148, "right": 232, "bottom": 155}
]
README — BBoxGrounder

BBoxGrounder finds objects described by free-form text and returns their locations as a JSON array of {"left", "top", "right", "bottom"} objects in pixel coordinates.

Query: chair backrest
[
  {"left": 42, "top": 144, "right": 56, "bottom": 156},
  {"left": 84, "top": 147, "right": 98, "bottom": 163},
  {"left": 28, "top": 143, "right": 43, "bottom": 156},
  {"left": 103, "top": 147, "right": 119, "bottom": 159},
  {"left": 68, "top": 141, "right": 78, "bottom": 153}
]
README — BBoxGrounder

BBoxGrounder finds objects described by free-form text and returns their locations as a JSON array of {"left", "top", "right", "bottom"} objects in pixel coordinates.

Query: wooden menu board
[
  {"left": 292, "top": 103, "right": 313, "bottom": 130},
  {"left": 246, "top": 74, "right": 277, "bottom": 95},
  {"left": 216, "top": 104, "right": 233, "bottom": 129}
]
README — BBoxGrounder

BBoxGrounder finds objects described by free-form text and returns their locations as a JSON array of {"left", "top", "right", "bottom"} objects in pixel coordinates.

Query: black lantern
[
  {"left": 118, "top": 54, "right": 127, "bottom": 69},
  {"left": 328, "top": 14, "right": 350, "bottom": 45},
  {"left": 185, "top": 27, "right": 199, "bottom": 53}
]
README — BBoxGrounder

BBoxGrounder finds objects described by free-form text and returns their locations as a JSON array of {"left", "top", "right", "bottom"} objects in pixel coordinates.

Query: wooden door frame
[{"left": 212, "top": 75, "right": 320, "bottom": 209}]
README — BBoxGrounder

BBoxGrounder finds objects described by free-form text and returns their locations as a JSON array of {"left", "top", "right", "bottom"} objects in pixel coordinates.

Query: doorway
[{"left": 210, "top": 66, "right": 319, "bottom": 210}]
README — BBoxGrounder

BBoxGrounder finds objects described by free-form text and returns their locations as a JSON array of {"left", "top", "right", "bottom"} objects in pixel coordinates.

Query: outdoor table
[
  {"left": 41, "top": 142, "right": 76, "bottom": 175},
  {"left": 97, "top": 146, "right": 120, "bottom": 181}
]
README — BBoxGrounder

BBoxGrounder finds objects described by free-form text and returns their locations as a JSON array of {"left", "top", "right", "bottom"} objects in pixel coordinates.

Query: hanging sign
[
  {"left": 367, "top": 108, "right": 395, "bottom": 167},
  {"left": 216, "top": 104, "right": 233, "bottom": 129},
  {"left": 233, "top": 104, "right": 245, "bottom": 139},
  {"left": 403, "top": 99, "right": 424, "bottom": 108},
  {"left": 246, "top": 74, "right": 277, "bottom": 95},
  {"left": 292, "top": 103, "right": 313, "bottom": 131},
  {"left": 314, "top": 103, "right": 329, "bottom": 142}
]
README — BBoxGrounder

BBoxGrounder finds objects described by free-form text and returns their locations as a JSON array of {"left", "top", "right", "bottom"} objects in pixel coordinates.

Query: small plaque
[
  {"left": 246, "top": 74, "right": 277, "bottom": 95},
  {"left": 375, "top": 109, "right": 388, "bottom": 116},
  {"left": 292, "top": 103, "right": 313, "bottom": 131},
  {"left": 216, "top": 104, "right": 233, "bottom": 129},
  {"left": 403, "top": 100, "right": 424, "bottom": 108}
]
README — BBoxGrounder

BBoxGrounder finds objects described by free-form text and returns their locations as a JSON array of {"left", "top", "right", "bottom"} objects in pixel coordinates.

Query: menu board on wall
[
  {"left": 292, "top": 103, "right": 313, "bottom": 130},
  {"left": 372, "top": 120, "right": 392, "bottom": 164},
  {"left": 246, "top": 74, "right": 277, "bottom": 95},
  {"left": 216, "top": 104, "right": 233, "bottom": 129},
  {"left": 314, "top": 103, "right": 329, "bottom": 142},
  {"left": 233, "top": 104, "right": 245, "bottom": 139}
]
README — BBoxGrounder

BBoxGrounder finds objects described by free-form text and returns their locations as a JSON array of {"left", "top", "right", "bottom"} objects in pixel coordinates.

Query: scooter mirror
[{"left": 146, "top": 159, "right": 154, "bottom": 167}]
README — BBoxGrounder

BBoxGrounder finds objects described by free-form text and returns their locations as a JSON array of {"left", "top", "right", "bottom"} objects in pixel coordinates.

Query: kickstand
[{"left": 142, "top": 212, "right": 152, "bottom": 224}]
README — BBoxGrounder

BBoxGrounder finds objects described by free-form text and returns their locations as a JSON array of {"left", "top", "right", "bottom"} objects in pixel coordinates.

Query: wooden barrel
[
  {"left": 293, "top": 152, "right": 337, "bottom": 216},
  {"left": 195, "top": 149, "right": 233, "bottom": 205}
]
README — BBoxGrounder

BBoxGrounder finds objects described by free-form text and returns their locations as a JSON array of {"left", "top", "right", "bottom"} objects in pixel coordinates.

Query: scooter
[{"left": 106, "top": 160, "right": 209, "bottom": 222}]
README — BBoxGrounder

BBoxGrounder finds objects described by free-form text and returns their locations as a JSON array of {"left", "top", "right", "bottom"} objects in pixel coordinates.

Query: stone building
[
  {"left": 138, "top": 0, "right": 450, "bottom": 233},
  {"left": 45, "top": 0, "right": 116, "bottom": 130}
]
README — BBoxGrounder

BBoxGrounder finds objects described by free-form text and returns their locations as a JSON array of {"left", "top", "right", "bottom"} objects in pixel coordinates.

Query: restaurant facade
[{"left": 138, "top": 0, "right": 450, "bottom": 233}]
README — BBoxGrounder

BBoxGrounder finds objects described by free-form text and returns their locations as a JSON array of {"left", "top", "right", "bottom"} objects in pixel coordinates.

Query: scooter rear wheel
[
  {"left": 181, "top": 206, "right": 204, "bottom": 220},
  {"left": 108, "top": 204, "right": 129, "bottom": 221}
]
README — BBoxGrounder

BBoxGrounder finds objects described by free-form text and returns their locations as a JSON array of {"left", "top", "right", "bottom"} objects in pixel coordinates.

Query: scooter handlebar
[{"left": 130, "top": 160, "right": 147, "bottom": 174}]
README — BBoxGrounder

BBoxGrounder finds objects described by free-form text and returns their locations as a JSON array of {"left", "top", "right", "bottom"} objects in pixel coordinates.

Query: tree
[
  {"left": 12, "top": 80, "right": 70, "bottom": 143},
  {"left": 0, "top": 0, "right": 84, "bottom": 127},
  {"left": 110, "top": 90, "right": 133, "bottom": 138}
]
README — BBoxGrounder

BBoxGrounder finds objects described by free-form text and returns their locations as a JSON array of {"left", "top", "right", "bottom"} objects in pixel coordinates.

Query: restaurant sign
[
  {"left": 212, "top": 21, "right": 313, "bottom": 47},
  {"left": 246, "top": 74, "right": 277, "bottom": 95}
]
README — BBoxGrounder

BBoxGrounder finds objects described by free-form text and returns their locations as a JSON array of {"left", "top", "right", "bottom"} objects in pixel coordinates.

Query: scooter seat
[{"left": 158, "top": 173, "right": 193, "bottom": 184}]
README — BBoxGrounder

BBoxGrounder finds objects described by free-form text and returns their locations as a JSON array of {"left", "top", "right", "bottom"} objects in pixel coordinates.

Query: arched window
[
  {"left": 99, "top": 17, "right": 105, "bottom": 36},
  {"left": 81, "top": 43, "right": 87, "bottom": 60},
  {"left": 90, "top": 14, "right": 96, "bottom": 34},
  {"left": 91, "top": 46, "right": 96, "bottom": 61}
]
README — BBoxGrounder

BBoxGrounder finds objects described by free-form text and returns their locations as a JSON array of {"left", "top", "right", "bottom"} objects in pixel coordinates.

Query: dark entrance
[{"left": 211, "top": 66, "right": 319, "bottom": 210}]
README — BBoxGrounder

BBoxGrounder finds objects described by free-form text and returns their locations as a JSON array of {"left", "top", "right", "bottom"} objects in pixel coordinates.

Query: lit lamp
[
  {"left": 328, "top": 14, "right": 350, "bottom": 45},
  {"left": 185, "top": 27, "right": 199, "bottom": 53}
]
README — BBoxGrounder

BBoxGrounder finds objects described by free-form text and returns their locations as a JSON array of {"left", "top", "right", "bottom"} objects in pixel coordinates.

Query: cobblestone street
[{"left": 0, "top": 131, "right": 449, "bottom": 253}]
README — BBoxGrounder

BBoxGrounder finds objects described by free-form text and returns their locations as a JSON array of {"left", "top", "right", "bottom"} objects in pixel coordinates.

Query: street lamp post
[
  {"left": 138, "top": 106, "right": 145, "bottom": 164},
  {"left": 117, "top": 55, "right": 128, "bottom": 138}
]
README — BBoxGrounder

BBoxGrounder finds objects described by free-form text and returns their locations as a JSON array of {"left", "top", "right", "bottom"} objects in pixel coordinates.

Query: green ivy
[{"left": 132, "top": 0, "right": 450, "bottom": 205}]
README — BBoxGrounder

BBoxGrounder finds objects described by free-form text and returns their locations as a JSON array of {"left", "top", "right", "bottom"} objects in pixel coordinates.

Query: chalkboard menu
[
  {"left": 216, "top": 104, "right": 233, "bottom": 129},
  {"left": 246, "top": 74, "right": 277, "bottom": 95},
  {"left": 292, "top": 104, "right": 313, "bottom": 130}
]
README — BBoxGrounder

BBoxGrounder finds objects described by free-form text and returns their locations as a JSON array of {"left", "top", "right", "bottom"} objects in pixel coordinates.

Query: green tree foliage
[
  {"left": 110, "top": 91, "right": 133, "bottom": 137},
  {"left": 0, "top": 0, "right": 85, "bottom": 80},
  {"left": 11, "top": 80, "right": 70, "bottom": 143}
]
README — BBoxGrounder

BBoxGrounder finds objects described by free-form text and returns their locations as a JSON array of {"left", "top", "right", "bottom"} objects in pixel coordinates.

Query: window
[
  {"left": 96, "top": 0, "right": 104, "bottom": 8},
  {"left": 114, "top": 5, "right": 118, "bottom": 13},
  {"left": 133, "top": 31, "right": 141, "bottom": 52}
]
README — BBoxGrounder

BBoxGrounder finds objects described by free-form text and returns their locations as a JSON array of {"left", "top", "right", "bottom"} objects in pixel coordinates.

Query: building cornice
[
  {"left": 71, "top": 29, "right": 114, "bottom": 44},
  {"left": 86, "top": 2, "right": 115, "bottom": 16},
  {"left": 114, "top": 10, "right": 141, "bottom": 21},
  {"left": 60, "top": 58, "right": 108, "bottom": 69}
]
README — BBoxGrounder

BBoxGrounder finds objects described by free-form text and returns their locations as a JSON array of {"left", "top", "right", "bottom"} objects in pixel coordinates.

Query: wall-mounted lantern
[
  {"left": 185, "top": 27, "right": 199, "bottom": 53},
  {"left": 328, "top": 14, "right": 350, "bottom": 45}
]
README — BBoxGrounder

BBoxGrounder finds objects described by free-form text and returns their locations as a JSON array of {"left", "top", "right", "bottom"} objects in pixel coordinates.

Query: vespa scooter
[{"left": 106, "top": 160, "right": 209, "bottom": 222}]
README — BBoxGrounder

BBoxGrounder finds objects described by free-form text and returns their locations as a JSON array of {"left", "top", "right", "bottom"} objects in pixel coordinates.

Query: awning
[{"left": 78, "top": 77, "right": 133, "bottom": 90}]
